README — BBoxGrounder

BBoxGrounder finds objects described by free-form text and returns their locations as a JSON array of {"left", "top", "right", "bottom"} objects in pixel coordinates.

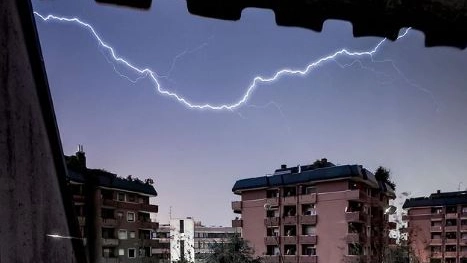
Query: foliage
[
  {"left": 375, "top": 166, "right": 396, "bottom": 190},
  {"left": 204, "top": 234, "right": 262, "bottom": 263}
]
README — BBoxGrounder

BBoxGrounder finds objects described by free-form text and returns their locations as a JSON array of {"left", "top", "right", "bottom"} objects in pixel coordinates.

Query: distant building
[
  {"left": 153, "top": 218, "right": 240, "bottom": 263},
  {"left": 231, "top": 159, "right": 396, "bottom": 263},
  {"left": 403, "top": 190, "right": 467, "bottom": 263},
  {"left": 66, "top": 148, "right": 159, "bottom": 263}
]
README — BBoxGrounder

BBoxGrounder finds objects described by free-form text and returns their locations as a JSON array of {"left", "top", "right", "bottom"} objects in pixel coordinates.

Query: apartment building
[
  {"left": 403, "top": 190, "right": 467, "bottom": 263},
  {"left": 66, "top": 148, "right": 159, "bottom": 263},
  {"left": 231, "top": 160, "right": 396, "bottom": 263},
  {"left": 154, "top": 218, "right": 240, "bottom": 263}
]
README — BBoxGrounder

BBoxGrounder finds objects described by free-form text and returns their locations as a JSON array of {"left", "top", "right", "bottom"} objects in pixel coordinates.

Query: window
[
  {"left": 302, "top": 225, "right": 316, "bottom": 235},
  {"left": 128, "top": 194, "right": 136, "bottom": 202},
  {"left": 431, "top": 207, "right": 443, "bottom": 214},
  {"left": 118, "top": 249, "right": 124, "bottom": 256},
  {"left": 446, "top": 232, "right": 457, "bottom": 239},
  {"left": 118, "top": 229, "right": 127, "bottom": 240},
  {"left": 284, "top": 245, "right": 296, "bottom": 255},
  {"left": 128, "top": 248, "right": 136, "bottom": 258},
  {"left": 129, "top": 231, "right": 136, "bottom": 238},
  {"left": 117, "top": 193, "right": 125, "bottom": 202},
  {"left": 304, "top": 186, "right": 316, "bottom": 195},
  {"left": 180, "top": 220, "right": 184, "bottom": 233},
  {"left": 180, "top": 241, "right": 185, "bottom": 260},
  {"left": 302, "top": 245, "right": 316, "bottom": 255},
  {"left": 462, "top": 206, "right": 467, "bottom": 213},
  {"left": 266, "top": 189, "right": 280, "bottom": 198},
  {"left": 102, "top": 248, "right": 115, "bottom": 258},
  {"left": 116, "top": 211, "right": 123, "bottom": 219},
  {"left": 127, "top": 212, "right": 135, "bottom": 222},
  {"left": 446, "top": 206, "right": 457, "bottom": 213}
]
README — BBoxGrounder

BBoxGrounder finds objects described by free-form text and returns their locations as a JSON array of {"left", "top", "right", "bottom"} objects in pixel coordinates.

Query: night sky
[{"left": 33, "top": 0, "right": 467, "bottom": 226}]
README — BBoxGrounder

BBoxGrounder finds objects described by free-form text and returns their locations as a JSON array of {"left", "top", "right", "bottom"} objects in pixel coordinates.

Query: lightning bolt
[{"left": 34, "top": 12, "right": 411, "bottom": 111}]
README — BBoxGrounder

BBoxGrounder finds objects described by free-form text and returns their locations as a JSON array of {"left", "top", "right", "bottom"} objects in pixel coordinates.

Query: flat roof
[{"left": 403, "top": 191, "right": 467, "bottom": 208}]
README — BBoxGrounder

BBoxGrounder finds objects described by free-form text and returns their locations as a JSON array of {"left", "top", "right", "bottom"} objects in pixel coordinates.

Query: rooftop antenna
[
  {"left": 458, "top": 182, "right": 464, "bottom": 191},
  {"left": 169, "top": 206, "right": 172, "bottom": 220}
]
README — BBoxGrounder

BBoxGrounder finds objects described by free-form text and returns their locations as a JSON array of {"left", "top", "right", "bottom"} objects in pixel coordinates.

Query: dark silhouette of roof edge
[{"left": 403, "top": 190, "right": 467, "bottom": 208}]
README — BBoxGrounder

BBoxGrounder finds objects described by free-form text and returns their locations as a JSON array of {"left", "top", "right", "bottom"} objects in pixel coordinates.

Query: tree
[
  {"left": 204, "top": 234, "right": 262, "bottom": 263},
  {"left": 375, "top": 166, "right": 396, "bottom": 190}
]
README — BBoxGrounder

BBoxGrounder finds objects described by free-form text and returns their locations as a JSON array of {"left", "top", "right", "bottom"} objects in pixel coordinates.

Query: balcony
[
  {"left": 283, "top": 196, "right": 297, "bottom": 205},
  {"left": 430, "top": 226, "right": 442, "bottom": 232},
  {"left": 299, "top": 194, "right": 316, "bottom": 203},
  {"left": 430, "top": 213, "right": 444, "bottom": 220},
  {"left": 157, "top": 237, "right": 170, "bottom": 243},
  {"left": 73, "top": 195, "right": 85, "bottom": 203},
  {"left": 430, "top": 239, "right": 442, "bottom": 245},
  {"left": 102, "top": 238, "right": 118, "bottom": 246},
  {"left": 346, "top": 190, "right": 368, "bottom": 202},
  {"left": 299, "top": 235, "right": 317, "bottom": 244},
  {"left": 346, "top": 212, "right": 367, "bottom": 223},
  {"left": 346, "top": 233, "right": 366, "bottom": 243},
  {"left": 264, "top": 236, "right": 279, "bottom": 245},
  {"left": 446, "top": 213, "right": 458, "bottom": 219},
  {"left": 232, "top": 219, "right": 243, "bottom": 227},
  {"left": 141, "top": 239, "right": 158, "bottom": 247},
  {"left": 445, "top": 226, "right": 458, "bottom": 232},
  {"left": 265, "top": 217, "right": 280, "bottom": 226},
  {"left": 140, "top": 220, "right": 159, "bottom": 229},
  {"left": 444, "top": 251, "right": 457, "bottom": 258},
  {"left": 283, "top": 216, "right": 297, "bottom": 225},
  {"left": 283, "top": 256, "right": 298, "bottom": 263},
  {"left": 282, "top": 236, "right": 297, "bottom": 244},
  {"left": 102, "top": 199, "right": 158, "bottom": 213},
  {"left": 344, "top": 255, "right": 364, "bottom": 263},
  {"left": 262, "top": 256, "right": 280, "bottom": 263},
  {"left": 461, "top": 212, "right": 467, "bottom": 218},
  {"left": 299, "top": 255, "right": 317, "bottom": 263},
  {"left": 431, "top": 252, "right": 442, "bottom": 258},
  {"left": 152, "top": 248, "right": 170, "bottom": 254},
  {"left": 232, "top": 201, "right": 242, "bottom": 213},
  {"left": 266, "top": 198, "right": 279, "bottom": 207},
  {"left": 101, "top": 218, "right": 117, "bottom": 227},
  {"left": 461, "top": 225, "right": 467, "bottom": 231},
  {"left": 460, "top": 251, "right": 467, "bottom": 258},
  {"left": 300, "top": 215, "right": 317, "bottom": 225}
]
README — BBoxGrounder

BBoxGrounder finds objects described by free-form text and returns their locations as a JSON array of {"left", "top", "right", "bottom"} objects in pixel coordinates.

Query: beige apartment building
[
  {"left": 231, "top": 160, "right": 396, "bottom": 263},
  {"left": 66, "top": 148, "right": 159, "bottom": 263},
  {"left": 403, "top": 190, "right": 467, "bottom": 263}
]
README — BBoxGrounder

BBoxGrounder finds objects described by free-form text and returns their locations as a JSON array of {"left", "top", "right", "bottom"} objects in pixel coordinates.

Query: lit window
[
  {"left": 128, "top": 248, "right": 136, "bottom": 258},
  {"left": 116, "top": 211, "right": 123, "bottom": 219},
  {"left": 118, "top": 229, "right": 127, "bottom": 240},
  {"left": 118, "top": 249, "right": 124, "bottom": 256},
  {"left": 129, "top": 231, "right": 136, "bottom": 238},
  {"left": 127, "top": 212, "right": 135, "bottom": 222}
]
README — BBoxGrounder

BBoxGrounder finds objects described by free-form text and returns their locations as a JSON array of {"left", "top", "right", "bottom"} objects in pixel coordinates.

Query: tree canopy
[
  {"left": 374, "top": 166, "right": 396, "bottom": 190},
  {"left": 203, "top": 234, "right": 262, "bottom": 263}
]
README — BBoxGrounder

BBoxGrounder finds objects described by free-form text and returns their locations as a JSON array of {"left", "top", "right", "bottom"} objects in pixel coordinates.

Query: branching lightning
[{"left": 34, "top": 12, "right": 412, "bottom": 111}]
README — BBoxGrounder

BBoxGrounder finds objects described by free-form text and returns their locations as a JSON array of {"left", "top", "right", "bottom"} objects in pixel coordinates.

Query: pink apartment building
[
  {"left": 403, "top": 190, "right": 467, "bottom": 263},
  {"left": 231, "top": 159, "right": 396, "bottom": 263}
]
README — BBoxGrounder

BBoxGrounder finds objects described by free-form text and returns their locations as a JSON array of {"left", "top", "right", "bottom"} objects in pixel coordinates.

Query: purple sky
[{"left": 33, "top": 0, "right": 467, "bottom": 226}]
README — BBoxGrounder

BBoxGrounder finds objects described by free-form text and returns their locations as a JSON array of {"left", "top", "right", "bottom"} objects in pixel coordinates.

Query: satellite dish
[
  {"left": 384, "top": 205, "right": 397, "bottom": 215},
  {"left": 264, "top": 203, "right": 272, "bottom": 210}
]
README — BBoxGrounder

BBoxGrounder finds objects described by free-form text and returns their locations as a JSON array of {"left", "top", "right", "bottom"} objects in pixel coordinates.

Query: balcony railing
[
  {"left": 430, "top": 213, "right": 444, "bottom": 220},
  {"left": 265, "top": 217, "right": 280, "bottom": 226},
  {"left": 345, "top": 212, "right": 367, "bottom": 222},
  {"left": 102, "top": 238, "right": 118, "bottom": 246},
  {"left": 264, "top": 236, "right": 279, "bottom": 245},
  {"left": 431, "top": 252, "right": 442, "bottom": 258},
  {"left": 232, "top": 219, "right": 243, "bottom": 227},
  {"left": 446, "top": 213, "right": 458, "bottom": 219},
  {"left": 429, "top": 239, "right": 442, "bottom": 245},
  {"left": 283, "top": 256, "right": 298, "bottom": 263},
  {"left": 445, "top": 226, "right": 458, "bottom": 232},
  {"left": 445, "top": 239, "right": 457, "bottom": 244},
  {"left": 430, "top": 226, "right": 442, "bottom": 232},
  {"left": 444, "top": 251, "right": 457, "bottom": 258},
  {"left": 299, "top": 255, "right": 317, "bottom": 263},
  {"left": 283, "top": 196, "right": 297, "bottom": 205},
  {"left": 102, "top": 199, "right": 158, "bottom": 213},
  {"left": 461, "top": 225, "right": 467, "bottom": 231},
  {"left": 300, "top": 215, "right": 317, "bottom": 225},
  {"left": 283, "top": 216, "right": 297, "bottom": 225},
  {"left": 299, "top": 194, "right": 316, "bottom": 203},
  {"left": 281, "top": 236, "right": 296, "bottom": 244},
  {"left": 461, "top": 212, "right": 467, "bottom": 218},
  {"left": 232, "top": 201, "right": 242, "bottom": 213},
  {"left": 152, "top": 248, "right": 170, "bottom": 254},
  {"left": 140, "top": 220, "right": 159, "bottom": 229},
  {"left": 266, "top": 198, "right": 279, "bottom": 207},
  {"left": 299, "top": 235, "right": 317, "bottom": 244},
  {"left": 346, "top": 190, "right": 368, "bottom": 202},
  {"left": 262, "top": 255, "right": 281, "bottom": 263},
  {"left": 101, "top": 218, "right": 117, "bottom": 227}
]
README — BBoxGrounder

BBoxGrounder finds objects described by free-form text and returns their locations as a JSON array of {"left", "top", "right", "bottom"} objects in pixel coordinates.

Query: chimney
[
  {"left": 76, "top": 144, "right": 86, "bottom": 168},
  {"left": 436, "top": 190, "right": 441, "bottom": 194},
  {"left": 321, "top": 158, "right": 327, "bottom": 164},
  {"left": 281, "top": 164, "right": 287, "bottom": 169}
]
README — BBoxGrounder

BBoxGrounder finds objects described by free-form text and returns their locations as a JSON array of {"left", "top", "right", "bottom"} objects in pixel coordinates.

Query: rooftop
[
  {"left": 403, "top": 190, "right": 467, "bottom": 208},
  {"left": 232, "top": 162, "right": 395, "bottom": 195}
]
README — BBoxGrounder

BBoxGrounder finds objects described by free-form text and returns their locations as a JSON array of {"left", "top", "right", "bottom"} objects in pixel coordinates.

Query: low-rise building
[{"left": 403, "top": 190, "right": 467, "bottom": 263}]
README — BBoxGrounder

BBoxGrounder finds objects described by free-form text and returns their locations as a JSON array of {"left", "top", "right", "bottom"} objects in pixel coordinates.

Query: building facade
[
  {"left": 403, "top": 190, "right": 467, "bottom": 263},
  {"left": 231, "top": 160, "right": 396, "bottom": 263},
  {"left": 66, "top": 149, "right": 159, "bottom": 263},
  {"left": 154, "top": 218, "right": 240, "bottom": 263}
]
